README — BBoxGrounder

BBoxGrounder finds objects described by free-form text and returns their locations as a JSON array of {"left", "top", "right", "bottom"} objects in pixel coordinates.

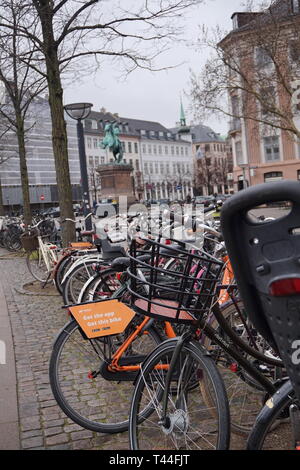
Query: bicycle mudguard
[{"left": 221, "top": 181, "right": 300, "bottom": 400}]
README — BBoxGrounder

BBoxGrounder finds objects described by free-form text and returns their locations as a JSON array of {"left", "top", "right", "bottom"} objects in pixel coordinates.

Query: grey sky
[{"left": 63, "top": 1, "right": 258, "bottom": 136}]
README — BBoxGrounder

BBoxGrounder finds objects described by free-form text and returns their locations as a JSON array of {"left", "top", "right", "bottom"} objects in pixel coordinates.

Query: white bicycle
[{"left": 22, "top": 219, "right": 59, "bottom": 283}]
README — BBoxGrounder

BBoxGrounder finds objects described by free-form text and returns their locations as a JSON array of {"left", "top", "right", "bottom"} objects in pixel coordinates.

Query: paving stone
[
  {"left": 45, "top": 433, "right": 69, "bottom": 446},
  {"left": 22, "top": 436, "right": 44, "bottom": 449},
  {"left": 70, "top": 430, "right": 93, "bottom": 441}
]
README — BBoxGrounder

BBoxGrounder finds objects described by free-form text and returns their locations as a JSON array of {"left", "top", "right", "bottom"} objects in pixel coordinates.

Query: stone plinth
[{"left": 97, "top": 163, "right": 135, "bottom": 204}]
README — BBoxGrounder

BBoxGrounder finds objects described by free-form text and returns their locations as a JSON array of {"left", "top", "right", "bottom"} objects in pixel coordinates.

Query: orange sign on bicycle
[{"left": 69, "top": 300, "right": 136, "bottom": 339}]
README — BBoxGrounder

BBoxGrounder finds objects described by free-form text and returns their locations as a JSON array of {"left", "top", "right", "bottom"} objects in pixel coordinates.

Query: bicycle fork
[{"left": 159, "top": 330, "right": 192, "bottom": 430}]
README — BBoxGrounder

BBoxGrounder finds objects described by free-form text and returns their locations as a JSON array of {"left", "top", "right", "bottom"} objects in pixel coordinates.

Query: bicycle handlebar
[{"left": 61, "top": 212, "right": 93, "bottom": 224}]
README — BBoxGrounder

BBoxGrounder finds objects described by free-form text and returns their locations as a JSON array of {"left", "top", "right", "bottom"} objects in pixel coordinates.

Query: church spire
[{"left": 180, "top": 96, "right": 186, "bottom": 127}]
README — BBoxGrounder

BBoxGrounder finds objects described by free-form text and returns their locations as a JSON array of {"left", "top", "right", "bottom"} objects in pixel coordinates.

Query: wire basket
[
  {"left": 20, "top": 231, "right": 39, "bottom": 252},
  {"left": 127, "top": 237, "right": 224, "bottom": 324}
]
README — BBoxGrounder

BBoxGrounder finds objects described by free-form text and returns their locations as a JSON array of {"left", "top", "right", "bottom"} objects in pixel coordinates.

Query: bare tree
[
  {"left": 190, "top": 1, "right": 300, "bottom": 142},
  {"left": 0, "top": 0, "right": 47, "bottom": 224},
  {"left": 0, "top": 125, "right": 14, "bottom": 216},
  {"left": 0, "top": 0, "right": 203, "bottom": 244}
]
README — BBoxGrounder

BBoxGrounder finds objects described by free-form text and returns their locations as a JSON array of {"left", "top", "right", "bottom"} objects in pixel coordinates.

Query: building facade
[
  {"left": 221, "top": 0, "right": 300, "bottom": 191},
  {"left": 0, "top": 96, "right": 81, "bottom": 209},
  {"left": 190, "top": 124, "right": 233, "bottom": 195},
  {"left": 83, "top": 109, "right": 194, "bottom": 202}
]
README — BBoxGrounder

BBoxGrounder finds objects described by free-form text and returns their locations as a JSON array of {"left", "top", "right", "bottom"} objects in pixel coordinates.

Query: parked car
[
  {"left": 42, "top": 206, "right": 60, "bottom": 218},
  {"left": 194, "top": 195, "right": 215, "bottom": 207}
]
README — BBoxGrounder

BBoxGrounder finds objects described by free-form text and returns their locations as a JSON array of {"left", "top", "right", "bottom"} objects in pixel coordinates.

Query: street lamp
[{"left": 64, "top": 102, "right": 93, "bottom": 230}]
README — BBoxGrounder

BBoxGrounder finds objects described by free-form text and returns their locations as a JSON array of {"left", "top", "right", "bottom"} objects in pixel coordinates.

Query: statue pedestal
[{"left": 97, "top": 164, "right": 136, "bottom": 205}]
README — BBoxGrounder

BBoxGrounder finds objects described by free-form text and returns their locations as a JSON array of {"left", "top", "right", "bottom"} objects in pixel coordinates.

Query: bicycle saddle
[{"left": 99, "top": 238, "right": 126, "bottom": 260}]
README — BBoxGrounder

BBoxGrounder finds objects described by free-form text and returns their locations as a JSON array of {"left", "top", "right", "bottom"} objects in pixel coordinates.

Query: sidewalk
[{"left": 0, "top": 279, "right": 20, "bottom": 449}]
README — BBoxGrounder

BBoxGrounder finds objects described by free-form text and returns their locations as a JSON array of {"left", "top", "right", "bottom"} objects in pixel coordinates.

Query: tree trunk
[
  {"left": 37, "top": 2, "right": 75, "bottom": 246},
  {"left": 0, "top": 177, "right": 4, "bottom": 216},
  {"left": 16, "top": 114, "right": 31, "bottom": 225}
]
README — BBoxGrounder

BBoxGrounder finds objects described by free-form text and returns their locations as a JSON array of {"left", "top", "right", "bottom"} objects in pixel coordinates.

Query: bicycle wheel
[
  {"left": 53, "top": 253, "right": 74, "bottom": 295},
  {"left": 26, "top": 249, "right": 49, "bottom": 282},
  {"left": 247, "top": 380, "right": 295, "bottom": 450},
  {"left": 129, "top": 338, "right": 230, "bottom": 450},
  {"left": 202, "top": 300, "right": 280, "bottom": 436},
  {"left": 62, "top": 260, "right": 99, "bottom": 305},
  {"left": 49, "top": 317, "right": 162, "bottom": 434},
  {"left": 79, "top": 268, "right": 122, "bottom": 303}
]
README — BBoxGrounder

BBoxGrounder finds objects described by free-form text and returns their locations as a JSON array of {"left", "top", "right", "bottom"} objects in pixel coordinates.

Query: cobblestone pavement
[
  {"left": 0, "top": 247, "right": 286, "bottom": 451},
  {"left": 0, "top": 249, "right": 130, "bottom": 450}
]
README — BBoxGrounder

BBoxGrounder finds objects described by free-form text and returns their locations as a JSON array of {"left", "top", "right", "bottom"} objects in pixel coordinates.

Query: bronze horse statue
[{"left": 101, "top": 121, "right": 123, "bottom": 163}]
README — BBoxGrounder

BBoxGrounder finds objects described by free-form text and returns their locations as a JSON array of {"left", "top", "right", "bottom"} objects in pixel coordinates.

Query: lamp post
[{"left": 64, "top": 102, "right": 93, "bottom": 230}]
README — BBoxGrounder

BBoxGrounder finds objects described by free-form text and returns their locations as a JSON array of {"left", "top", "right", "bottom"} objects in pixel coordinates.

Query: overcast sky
[{"left": 63, "top": 1, "right": 260, "bottom": 136}]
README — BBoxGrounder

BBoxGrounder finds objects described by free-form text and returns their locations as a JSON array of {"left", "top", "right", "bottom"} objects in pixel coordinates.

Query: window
[
  {"left": 101, "top": 157, "right": 105, "bottom": 164},
  {"left": 144, "top": 162, "right": 148, "bottom": 173},
  {"left": 148, "top": 144, "right": 152, "bottom": 154},
  {"left": 165, "top": 146, "right": 168, "bottom": 155},
  {"left": 140, "top": 130, "right": 146, "bottom": 136},
  {"left": 292, "top": 0, "right": 300, "bottom": 14},
  {"left": 92, "top": 120, "right": 97, "bottom": 130},
  {"left": 264, "top": 171, "right": 283, "bottom": 182},
  {"left": 185, "top": 147, "right": 188, "bottom": 156},
  {"left": 153, "top": 145, "right": 157, "bottom": 155},
  {"left": 93, "top": 138, "right": 98, "bottom": 149},
  {"left": 176, "top": 146, "right": 179, "bottom": 155},
  {"left": 159, "top": 131, "right": 164, "bottom": 138},
  {"left": 134, "top": 142, "right": 138, "bottom": 153},
  {"left": 181, "top": 147, "right": 184, "bottom": 156},
  {"left": 263, "top": 136, "right": 280, "bottom": 162},
  {"left": 205, "top": 144, "right": 210, "bottom": 152},
  {"left": 128, "top": 142, "right": 132, "bottom": 153},
  {"left": 260, "top": 86, "right": 276, "bottom": 117},
  {"left": 142, "top": 144, "right": 146, "bottom": 153},
  {"left": 289, "top": 40, "right": 300, "bottom": 63},
  {"left": 121, "top": 142, "right": 125, "bottom": 151},
  {"left": 158, "top": 145, "right": 162, "bottom": 155},
  {"left": 149, "top": 163, "right": 153, "bottom": 174},
  {"left": 235, "top": 141, "right": 243, "bottom": 165},
  {"left": 135, "top": 160, "right": 140, "bottom": 171},
  {"left": 95, "top": 157, "right": 99, "bottom": 167},
  {"left": 129, "top": 159, "right": 133, "bottom": 167},
  {"left": 160, "top": 163, "right": 164, "bottom": 173},
  {"left": 150, "top": 130, "right": 155, "bottom": 137},
  {"left": 171, "top": 146, "right": 174, "bottom": 155},
  {"left": 87, "top": 138, "right": 92, "bottom": 149},
  {"left": 88, "top": 156, "right": 93, "bottom": 167},
  {"left": 256, "top": 47, "right": 272, "bottom": 67}
]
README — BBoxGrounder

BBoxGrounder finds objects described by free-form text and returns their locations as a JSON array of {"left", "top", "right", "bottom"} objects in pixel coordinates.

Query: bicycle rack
[{"left": 221, "top": 180, "right": 300, "bottom": 403}]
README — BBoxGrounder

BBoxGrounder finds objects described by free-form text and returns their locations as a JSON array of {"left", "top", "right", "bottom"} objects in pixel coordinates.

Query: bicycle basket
[
  {"left": 221, "top": 180, "right": 300, "bottom": 403},
  {"left": 20, "top": 231, "right": 39, "bottom": 252},
  {"left": 127, "top": 237, "right": 224, "bottom": 324}
]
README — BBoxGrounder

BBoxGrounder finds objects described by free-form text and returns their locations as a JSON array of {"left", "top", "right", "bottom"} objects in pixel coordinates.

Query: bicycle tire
[
  {"left": 62, "top": 260, "right": 100, "bottom": 305},
  {"left": 78, "top": 268, "right": 123, "bottom": 303},
  {"left": 53, "top": 252, "right": 74, "bottom": 295},
  {"left": 247, "top": 380, "right": 295, "bottom": 450},
  {"left": 26, "top": 249, "right": 49, "bottom": 282},
  {"left": 202, "top": 300, "right": 281, "bottom": 436},
  {"left": 49, "top": 317, "right": 162, "bottom": 434},
  {"left": 129, "top": 338, "right": 230, "bottom": 450}
]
